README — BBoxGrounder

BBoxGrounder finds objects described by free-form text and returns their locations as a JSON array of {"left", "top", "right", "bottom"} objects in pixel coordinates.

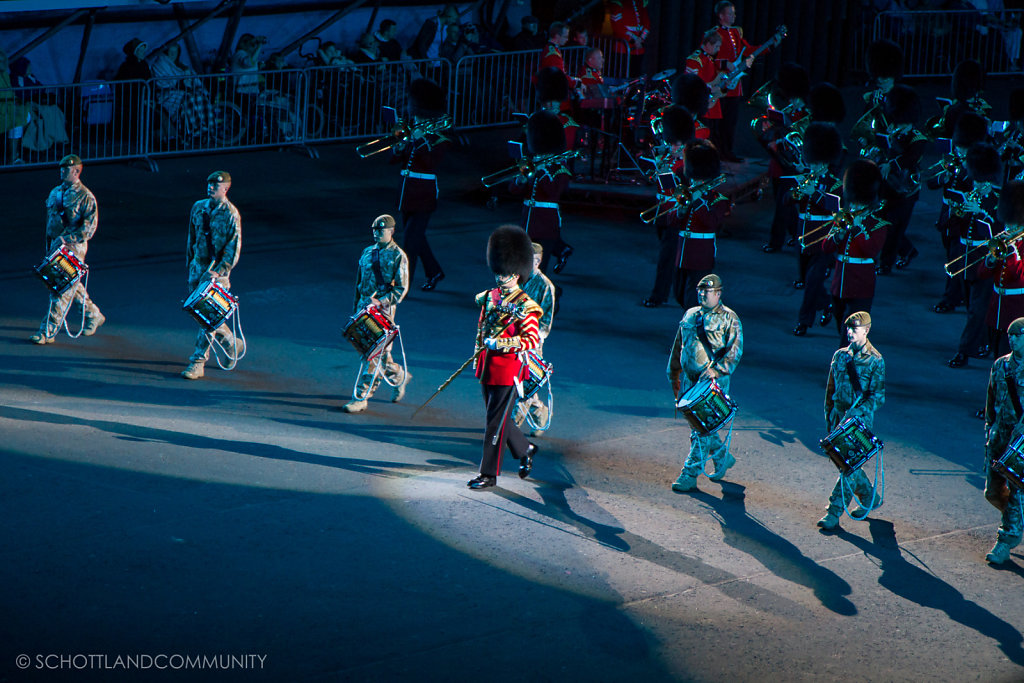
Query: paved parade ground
[{"left": 2, "top": 126, "right": 1023, "bottom": 681}]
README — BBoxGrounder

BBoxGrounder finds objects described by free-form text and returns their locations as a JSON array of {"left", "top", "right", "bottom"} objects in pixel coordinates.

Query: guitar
[{"left": 717, "top": 24, "right": 788, "bottom": 94}]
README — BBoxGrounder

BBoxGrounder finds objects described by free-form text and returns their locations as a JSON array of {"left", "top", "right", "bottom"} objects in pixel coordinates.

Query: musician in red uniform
[
  {"left": 946, "top": 144, "right": 1001, "bottom": 369},
  {"left": 685, "top": 30, "right": 724, "bottom": 144},
  {"left": 536, "top": 66, "right": 579, "bottom": 151},
  {"left": 608, "top": 0, "right": 649, "bottom": 77},
  {"left": 577, "top": 48, "right": 604, "bottom": 95},
  {"left": 510, "top": 110, "right": 574, "bottom": 274},
  {"left": 538, "top": 21, "right": 580, "bottom": 89},
  {"left": 822, "top": 159, "right": 889, "bottom": 340},
  {"left": 467, "top": 225, "right": 542, "bottom": 490},
  {"left": 714, "top": 1, "right": 757, "bottom": 163},
  {"left": 393, "top": 78, "right": 450, "bottom": 292},
  {"left": 672, "top": 72, "right": 713, "bottom": 141},
  {"left": 980, "top": 182, "right": 1024, "bottom": 358}
]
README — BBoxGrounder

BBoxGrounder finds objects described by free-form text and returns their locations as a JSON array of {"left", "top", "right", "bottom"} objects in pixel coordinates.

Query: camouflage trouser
[
  {"left": 680, "top": 375, "right": 732, "bottom": 478},
  {"left": 825, "top": 468, "right": 877, "bottom": 517},
  {"left": 353, "top": 347, "right": 405, "bottom": 400},
  {"left": 985, "top": 455, "right": 1024, "bottom": 547},
  {"left": 187, "top": 274, "right": 238, "bottom": 364},
  {"left": 40, "top": 279, "right": 102, "bottom": 338}
]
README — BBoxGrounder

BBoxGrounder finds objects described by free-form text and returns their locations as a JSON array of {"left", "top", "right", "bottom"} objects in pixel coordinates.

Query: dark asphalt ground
[{"left": 2, "top": 91, "right": 1023, "bottom": 681}]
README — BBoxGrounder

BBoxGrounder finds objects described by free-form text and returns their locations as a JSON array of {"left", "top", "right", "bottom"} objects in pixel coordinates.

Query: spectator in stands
[
  {"left": 9, "top": 57, "right": 68, "bottom": 156},
  {"left": 462, "top": 23, "right": 500, "bottom": 53},
  {"left": 0, "top": 47, "right": 28, "bottom": 164},
  {"left": 150, "top": 43, "right": 216, "bottom": 141},
  {"left": 115, "top": 38, "right": 151, "bottom": 81},
  {"left": 570, "top": 24, "right": 590, "bottom": 46},
  {"left": 349, "top": 32, "right": 382, "bottom": 64},
  {"left": 512, "top": 16, "right": 546, "bottom": 51},
  {"left": 232, "top": 33, "right": 266, "bottom": 98},
  {"left": 375, "top": 20, "right": 406, "bottom": 61},
  {"left": 411, "top": 4, "right": 460, "bottom": 60},
  {"left": 114, "top": 38, "right": 152, "bottom": 145},
  {"left": 440, "top": 23, "right": 472, "bottom": 63}
]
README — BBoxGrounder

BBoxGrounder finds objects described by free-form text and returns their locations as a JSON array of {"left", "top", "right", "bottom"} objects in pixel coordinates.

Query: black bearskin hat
[
  {"left": 809, "top": 82, "right": 846, "bottom": 124},
  {"left": 884, "top": 84, "right": 920, "bottom": 125},
  {"left": 952, "top": 59, "right": 983, "bottom": 102},
  {"left": 774, "top": 62, "right": 810, "bottom": 102},
  {"left": 661, "top": 105, "right": 695, "bottom": 145},
  {"left": 803, "top": 122, "right": 843, "bottom": 166},
  {"left": 1009, "top": 87, "right": 1024, "bottom": 122},
  {"left": 487, "top": 224, "right": 534, "bottom": 282},
  {"left": 684, "top": 140, "right": 721, "bottom": 181},
  {"left": 536, "top": 66, "right": 569, "bottom": 104},
  {"left": 952, "top": 110, "right": 989, "bottom": 149},
  {"left": 999, "top": 181, "right": 1024, "bottom": 226},
  {"left": 843, "top": 159, "right": 881, "bottom": 205},
  {"left": 672, "top": 72, "right": 710, "bottom": 117},
  {"left": 966, "top": 143, "right": 1002, "bottom": 184},
  {"left": 526, "top": 110, "right": 566, "bottom": 156},
  {"left": 409, "top": 78, "right": 446, "bottom": 118},
  {"left": 867, "top": 39, "right": 903, "bottom": 81}
]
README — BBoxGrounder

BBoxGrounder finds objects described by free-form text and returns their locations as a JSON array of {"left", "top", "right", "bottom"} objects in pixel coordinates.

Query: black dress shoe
[
  {"left": 793, "top": 323, "right": 808, "bottom": 336},
  {"left": 553, "top": 246, "right": 573, "bottom": 274},
  {"left": 793, "top": 279, "right": 805, "bottom": 289},
  {"left": 761, "top": 244, "right": 778, "bottom": 253},
  {"left": 519, "top": 443, "right": 537, "bottom": 479},
  {"left": 421, "top": 272, "right": 445, "bottom": 291},
  {"left": 467, "top": 474, "right": 496, "bottom": 489},
  {"left": 948, "top": 352, "right": 968, "bottom": 368},
  {"left": 819, "top": 305, "right": 833, "bottom": 327},
  {"left": 932, "top": 301, "right": 954, "bottom": 313},
  {"left": 895, "top": 247, "right": 919, "bottom": 270},
  {"left": 641, "top": 297, "right": 662, "bottom": 308},
  {"left": 876, "top": 264, "right": 892, "bottom": 275}
]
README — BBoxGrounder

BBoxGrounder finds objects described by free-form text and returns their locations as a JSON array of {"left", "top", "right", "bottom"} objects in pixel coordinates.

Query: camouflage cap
[
  {"left": 531, "top": 242, "right": 543, "bottom": 256},
  {"left": 207, "top": 170, "right": 231, "bottom": 184},
  {"left": 697, "top": 273, "right": 723, "bottom": 290},
  {"left": 845, "top": 311, "right": 872, "bottom": 328},
  {"left": 371, "top": 214, "right": 396, "bottom": 230},
  {"left": 59, "top": 154, "right": 82, "bottom": 167},
  {"left": 1009, "top": 317, "right": 1024, "bottom": 336}
]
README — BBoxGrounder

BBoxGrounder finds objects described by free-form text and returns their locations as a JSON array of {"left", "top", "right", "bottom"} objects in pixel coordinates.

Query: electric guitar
[{"left": 716, "top": 24, "right": 788, "bottom": 95}]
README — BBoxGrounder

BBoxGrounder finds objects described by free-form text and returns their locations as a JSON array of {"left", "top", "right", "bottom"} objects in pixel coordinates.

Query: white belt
[
  {"left": 678, "top": 231, "right": 715, "bottom": 239},
  {"left": 524, "top": 200, "right": 559, "bottom": 209},
  {"left": 960, "top": 237, "right": 988, "bottom": 248},
  {"left": 401, "top": 170, "right": 436, "bottom": 180},
  {"left": 800, "top": 214, "right": 832, "bottom": 221},
  {"left": 995, "top": 286, "right": 1024, "bottom": 296},
  {"left": 837, "top": 254, "right": 874, "bottom": 264}
]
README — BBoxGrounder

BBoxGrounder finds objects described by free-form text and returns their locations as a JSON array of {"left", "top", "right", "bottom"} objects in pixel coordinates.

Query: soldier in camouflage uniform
[
  {"left": 818, "top": 311, "right": 886, "bottom": 530},
  {"left": 342, "top": 215, "right": 411, "bottom": 413},
  {"left": 668, "top": 274, "right": 744, "bottom": 492},
  {"left": 182, "top": 171, "right": 242, "bottom": 380},
  {"left": 513, "top": 242, "right": 556, "bottom": 436},
  {"left": 30, "top": 154, "right": 105, "bottom": 344}
]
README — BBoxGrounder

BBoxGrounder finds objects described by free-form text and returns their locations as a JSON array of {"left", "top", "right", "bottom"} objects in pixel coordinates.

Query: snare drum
[
  {"left": 343, "top": 304, "right": 397, "bottom": 362},
  {"left": 520, "top": 350, "right": 552, "bottom": 399},
  {"left": 819, "top": 417, "right": 883, "bottom": 474},
  {"left": 183, "top": 279, "right": 237, "bottom": 332},
  {"left": 994, "top": 434, "right": 1024, "bottom": 491},
  {"left": 676, "top": 378, "right": 737, "bottom": 435},
  {"left": 34, "top": 244, "right": 87, "bottom": 296}
]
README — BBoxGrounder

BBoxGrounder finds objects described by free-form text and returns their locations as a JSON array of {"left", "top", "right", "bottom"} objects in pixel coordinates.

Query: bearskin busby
[
  {"left": 803, "top": 122, "right": 843, "bottom": 166},
  {"left": 536, "top": 67, "right": 569, "bottom": 105},
  {"left": 952, "top": 59, "right": 984, "bottom": 102},
  {"left": 843, "top": 159, "right": 881, "bottom": 204},
  {"left": 809, "top": 82, "right": 846, "bottom": 124},
  {"left": 672, "top": 72, "right": 710, "bottom": 117},
  {"left": 526, "top": 110, "right": 566, "bottom": 156},
  {"left": 409, "top": 78, "right": 446, "bottom": 119},
  {"left": 684, "top": 140, "right": 721, "bottom": 180},
  {"left": 999, "top": 181, "right": 1024, "bottom": 226},
  {"left": 867, "top": 39, "right": 903, "bottom": 81},
  {"left": 966, "top": 143, "right": 1002, "bottom": 184},
  {"left": 952, "top": 111, "right": 990, "bottom": 149},
  {"left": 884, "top": 84, "right": 920, "bottom": 125},
  {"left": 661, "top": 105, "right": 695, "bottom": 145},
  {"left": 487, "top": 225, "right": 535, "bottom": 282}
]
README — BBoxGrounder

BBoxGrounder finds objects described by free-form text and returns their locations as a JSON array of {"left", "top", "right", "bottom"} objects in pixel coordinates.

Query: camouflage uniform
[
  {"left": 667, "top": 303, "right": 743, "bottom": 480},
  {"left": 984, "top": 354, "right": 1024, "bottom": 549},
  {"left": 38, "top": 179, "right": 103, "bottom": 338},
  {"left": 186, "top": 196, "right": 241, "bottom": 364},
  {"left": 351, "top": 240, "right": 410, "bottom": 399},
  {"left": 823, "top": 340, "right": 886, "bottom": 518},
  {"left": 514, "top": 268, "right": 556, "bottom": 433}
]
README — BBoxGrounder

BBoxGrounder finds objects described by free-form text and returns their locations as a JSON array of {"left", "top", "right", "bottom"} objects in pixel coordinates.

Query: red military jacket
[
  {"left": 946, "top": 187, "right": 999, "bottom": 282},
  {"left": 715, "top": 25, "right": 758, "bottom": 97},
  {"left": 610, "top": 0, "right": 650, "bottom": 56},
  {"left": 675, "top": 191, "right": 731, "bottom": 270},
  {"left": 395, "top": 132, "right": 449, "bottom": 213},
  {"left": 510, "top": 164, "right": 572, "bottom": 241},
  {"left": 766, "top": 106, "right": 809, "bottom": 179},
  {"left": 980, "top": 243, "right": 1024, "bottom": 331},
  {"left": 474, "top": 286, "right": 542, "bottom": 385},
  {"left": 685, "top": 50, "right": 722, "bottom": 120},
  {"left": 539, "top": 43, "right": 580, "bottom": 88},
  {"left": 797, "top": 172, "right": 843, "bottom": 254},
  {"left": 822, "top": 214, "right": 889, "bottom": 298},
  {"left": 578, "top": 64, "right": 603, "bottom": 90}
]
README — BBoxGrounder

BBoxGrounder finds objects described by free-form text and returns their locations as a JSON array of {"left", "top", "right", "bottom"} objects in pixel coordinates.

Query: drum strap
[
  {"left": 696, "top": 315, "right": 728, "bottom": 367},
  {"left": 1005, "top": 363, "right": 1023, "bottom": 419},
  {"left": 371, "top": 247, "right": 391, "bottom": 296},
  {"left": 202, "top": 208, "right": 227, "bottom": 272},
  {"left": 844, "top": 353, "right": 865, "bottom": 402}
]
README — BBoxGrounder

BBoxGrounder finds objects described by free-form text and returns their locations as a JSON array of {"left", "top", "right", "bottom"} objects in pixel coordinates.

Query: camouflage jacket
[
  {"left": 45, "top": 181, "right": 97, "bottom": 248},
  {"left": 186, "top": 197, "right": 241, "bottom": 280},
  {"left": 667, "top": 304, "right": 743, "bottom": 385},
  {"left": 985, "top": 353, "right": 1024, "bottom": 459},
  {"left": 354, "top": 240, "right": 409, "bottom": 313},
  {"left": 521, "top": 269, "right": 556, "bottom": 341},
  {"left": 825, "top": 341, "right": 885, "bottom": 431}
]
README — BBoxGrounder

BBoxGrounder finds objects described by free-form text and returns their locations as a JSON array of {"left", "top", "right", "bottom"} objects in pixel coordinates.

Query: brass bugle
[
  {"left": 640, "top": 174, "right": 727, "bottom": 224},
  {"left": 480, "top": 149, "right": 580, "bottom": 188},
  {"left": 357, "top": 115, "right": 452, "bottom": 158},
  {"left": 799, "top": 202, "right": 885, "bottom": 249},
  {"left": 945, "top": 225, "right": 1024, "bottom": 278}
]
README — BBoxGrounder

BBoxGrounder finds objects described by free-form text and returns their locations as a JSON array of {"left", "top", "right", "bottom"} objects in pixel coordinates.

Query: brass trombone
[
  {"left": 798, "top": 202, "right": 885, "bottom": 249},
  {"left": 639, "top": 174, "right": 727, "bottom": 224},
  {"left": 787, "top": 166, "right": 824, "bottom": 201},
  {"left": 918, "top": 152, "right": 962, "bottom": 184},
  {"left": 945, "top": 225, "right": 1024, "bottom": 277},
  {"left": 356, "top": 114, "right": 452, "bottom": 158},
  {"left": 480, "top": 149, "right": 580, "bottom": 188}
]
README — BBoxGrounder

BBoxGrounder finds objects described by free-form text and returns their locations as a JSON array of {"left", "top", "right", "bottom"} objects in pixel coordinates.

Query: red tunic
[
  {"left": 797, "top": 173, "right": 843, "bottom": 255},
  {"left": 685, "top": 50, "right": 722, "bottom": 120},
  {"left": 510, "top": 165, "right": 572, "bottom": 241},
  {"left": 578, "top": 65, "right": 603, "bottom": 90},
  {"left": 609, "top": 0, "right": 650, "bottom": 56},
  {"left": 822, "top": 215, "right": 888, "bottom": 298},
  {"left": 475, "top": 287, "right": 542, "bottom": 385},
  {"left": 945, "top": 189, "right": 999, "bottom": 282},
  {"left": 675, "top": 192, "right": 731, "bottom": 270},
  {"left": 715, "top": 25, "right": 758, "bottom": 97},
  {"left": 539, "top": 43, "right": 580, "bottom": 88},
  {"left": 394, "top": 133, "right": 449, "bottom": 213},
  {"left": 980, "top": 244, "right": 1024, "bottom": 331}
]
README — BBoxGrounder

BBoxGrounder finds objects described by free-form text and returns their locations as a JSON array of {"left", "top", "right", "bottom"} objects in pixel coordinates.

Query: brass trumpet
[
  {"left": 946, "top": 224, "right": 1024, "bottom": 277},
  {"left": 787, "top": 165, "right": 824, "bottom": 201},
  {"left": 480, "top": 149, "right": 580, "bottom": 188},
  {"left": 851, "top": 104, "right": 885, "bottom": 152},
  {"left": 357, "top": 114, "right": 452, "bottom": 158},
  {"left": 640, "top": 174, "right": 727, "bottom": 224},
  {"left": 949, "top": 185, "right": 993, "bottom": 219},
  {"left": 799, "top": 202, "right": 885, "bottom": 249}
]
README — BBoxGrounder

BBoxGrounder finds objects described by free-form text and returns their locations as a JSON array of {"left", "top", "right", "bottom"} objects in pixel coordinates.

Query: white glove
[{"left": 483, "top": 337, "right": 499, "bottom": 351}]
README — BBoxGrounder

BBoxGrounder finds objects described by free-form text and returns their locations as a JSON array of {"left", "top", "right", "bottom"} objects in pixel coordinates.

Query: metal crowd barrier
[
  {"left": 874, "top": 9, "right": 1022, "bottom": 77},
  {"left": 451, "top": 48, "right": 542, "bottom": 130}
]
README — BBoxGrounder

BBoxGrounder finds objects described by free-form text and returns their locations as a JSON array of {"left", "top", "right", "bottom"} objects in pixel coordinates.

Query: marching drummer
[
  {"left": 667, "top": 273, "right": 743, "bottom": 492},
  {"left": 342, "top": 214, "right": 410, "bottom": 413},
  {"left": 30, "top": 154, "right": 105, "bottom": 344},
  {"left": 182, "top": 171, "right": 242, "bottom": 380},
  {"left": 817, "top": 311, "right": 886, "bottom": 530}
]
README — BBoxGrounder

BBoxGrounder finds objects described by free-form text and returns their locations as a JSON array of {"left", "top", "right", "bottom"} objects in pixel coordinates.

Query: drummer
[
  {"left": 342, "top": 214, "right": 411, "bottom": 413},
  {"left": 667, "top": 274, "right": 744, "bottom": 492},
  {"left": 817, "top": 311, "right": 886, "bottom": 530}
]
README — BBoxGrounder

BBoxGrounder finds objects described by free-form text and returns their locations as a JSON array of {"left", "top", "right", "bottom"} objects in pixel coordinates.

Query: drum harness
[
  {"left": 998, "top": 364, "right": 1024, "bottom": 529},
  {"left": 838, "top": 351, "right": 884, "bottom": 521},
  {"left": 687, "top": 315, "right": 737, "bottom": 472},
  {"left": 200, "top": 208, "right": 246, "bottom": 371},
  {"left": 351, "top": 249, "right": 409, "bottom": 401},
  {"left": 48, "top": 190, "right": 91, "bottom": 339}
]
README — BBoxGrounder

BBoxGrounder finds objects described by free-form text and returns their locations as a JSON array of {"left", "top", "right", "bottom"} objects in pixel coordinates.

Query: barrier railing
[{"left": 873, "top": 9, "right": 1022, "bottom": 77}]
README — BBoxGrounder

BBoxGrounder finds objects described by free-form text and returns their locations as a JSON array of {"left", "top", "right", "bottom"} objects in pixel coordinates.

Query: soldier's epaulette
[
  {"left": 475, "top": 290, "right": 490, "bottom": 307},
  {"left": 551, "top": 165, "right": 573, "bottom": 179},
  {"left": 909, "top": 129, "right": 931, "bottom": 146}
]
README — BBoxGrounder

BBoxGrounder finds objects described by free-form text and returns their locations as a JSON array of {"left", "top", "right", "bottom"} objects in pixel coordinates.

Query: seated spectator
[
  {"left": 114, "top": 38, "right": 152, "bottom": 144},
  {"left": 232, "top": 33, "right": 266, "bottom": 97},
  {"left": 463, "top": 23, "right": 500, "bottom": 53},
  {"left": 317, "top": 41, "right": 354, "bottom": 67},
  {"left": 10, "top": 56, "right": 68, "bottom": 154},
  {"left": 150, "top": 43, "right": 216, "bottom": 140},
  {"left": 115, "top": 38, "right": 151, "bottom": 81},
  {"left": 0, "top": 47, "right": 29, "bottom": 164},
  {"left": 439, "top": 23, "right": 472, "bottom": 62},
  {"left": 411, "top": 4, "right": 460, "bottom": 60},
  {"left": 512, "top": 16, "right": 546, "bottom": 51},
  {"left": 570, "top": 24, "right": 590, "bottom": 46},
  {"left": 375, "top": 19, "right": 406, "bottom": 61},
  {"left": 349, "top": 32, "right": 382, "bottom": 64}
]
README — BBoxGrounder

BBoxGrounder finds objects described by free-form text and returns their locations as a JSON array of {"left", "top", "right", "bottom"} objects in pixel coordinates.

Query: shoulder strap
[
  {"left": 696, "top": 313, "right": 729, "bottom": 364},
  {"left": 371, "top": 247, "right": 390, "bottom": 293},
  {"left": 845, "top": 352, "right": 865, "bottom": 397},
  {"left": 1006, "top": 362, "right": 1024, "bottom": 418},
  {"left": 202, "top": 207, "right": 215, "bottom": 262}
]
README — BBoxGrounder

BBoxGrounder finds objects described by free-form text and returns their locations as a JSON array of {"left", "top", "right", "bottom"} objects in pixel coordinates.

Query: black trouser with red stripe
[{"left": 480, "top": 383, "right": 531, "bottom": 477}]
